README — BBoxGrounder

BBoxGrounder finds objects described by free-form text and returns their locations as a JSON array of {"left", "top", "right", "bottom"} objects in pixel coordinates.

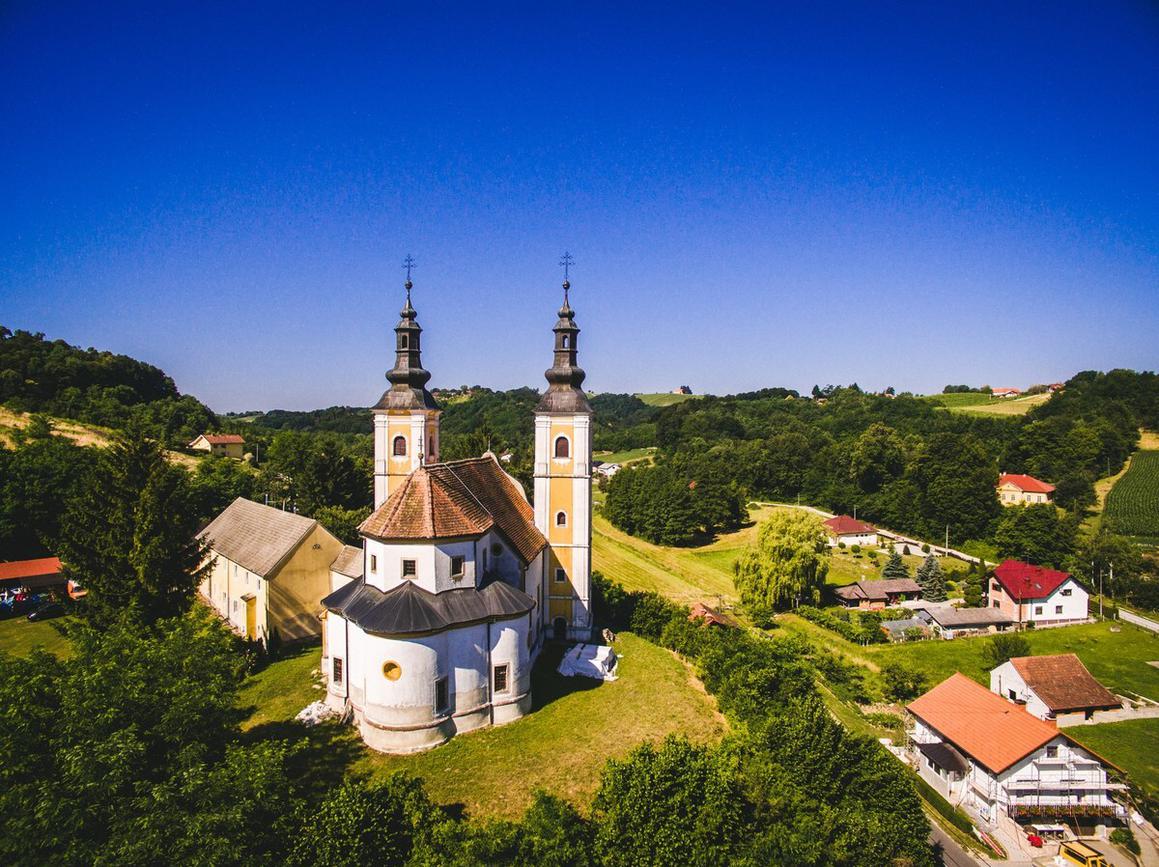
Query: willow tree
[{"left": 733, "top": 510, "right": 830, "bottom": 610}]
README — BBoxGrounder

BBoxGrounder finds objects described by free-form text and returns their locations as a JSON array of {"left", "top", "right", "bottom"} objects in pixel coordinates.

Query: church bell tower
[
  {"left": 372, "top": 261, "right": 440, "bottom": 508},
  {"left": 534, "top": 255, "right": 593, "bottom": 641}
]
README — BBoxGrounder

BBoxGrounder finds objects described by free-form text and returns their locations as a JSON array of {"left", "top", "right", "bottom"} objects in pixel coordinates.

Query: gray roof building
[{"left": 198, "top": 497, "right": 319, "bottom": 578}]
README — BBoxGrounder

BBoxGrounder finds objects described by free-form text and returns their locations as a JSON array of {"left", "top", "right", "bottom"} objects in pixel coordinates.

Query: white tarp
[{"left": 557, "top": 643, "right": 618, "bottom": 682}]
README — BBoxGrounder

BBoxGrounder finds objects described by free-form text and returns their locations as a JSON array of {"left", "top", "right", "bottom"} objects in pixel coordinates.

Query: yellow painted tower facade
[
  {"left": 372, "top": 279, "right": 440, "bottom": 509},
  {"left": 534, "top": 277, "right": 593, "bottom": 641}
]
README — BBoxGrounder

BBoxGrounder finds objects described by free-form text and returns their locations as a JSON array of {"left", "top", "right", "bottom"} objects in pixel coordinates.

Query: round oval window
[
  {"left": 382, "top": 661, "right": 402, "bottom": 681},
  {"left": 491, "top": 543, "right": 503, "bottom": 557}
]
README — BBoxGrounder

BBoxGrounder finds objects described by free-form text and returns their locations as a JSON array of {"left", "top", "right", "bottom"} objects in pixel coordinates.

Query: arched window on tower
[
  {"left": 392, "top": 435, "right": 407, "bottom": 457},
  {"left": 556, "top": 511, "right": 567, "bottom": 527},
  {"left": 561, "top": 335, "right": 569, "bottom": 349},
  {"left": 554, "top": 436, "right": 569, "bottom": 459},
  {"left": 399, "top": 334, "right": 409, "bottom": 349}
]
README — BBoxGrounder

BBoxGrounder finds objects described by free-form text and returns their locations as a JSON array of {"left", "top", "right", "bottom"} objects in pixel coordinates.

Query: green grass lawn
[
  {"left": 239, "top": 642, "right": 325, "bottom": 728},
  {"left": 865, "top": 621, "right": 1159, "bottom": 699},
  {"left": 1067, "top": 718, "right": 1159, "bottom": 803},
  {"left": 240, "top": 633, "right": 725, "bottom": 819},
  {"left": 594, "top": 501, "right": 964, "bottom": 604},
  {"left": 0, "top": 615, "right": 73, "bottom": 657},
  {"left": 776, "top": 617, "right": 1159, "bottom": 703}
]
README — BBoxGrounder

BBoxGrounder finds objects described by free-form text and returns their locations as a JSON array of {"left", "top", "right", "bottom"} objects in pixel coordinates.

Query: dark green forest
[{"left": 0, "top": 327, "right": 217, "bottom": 445}]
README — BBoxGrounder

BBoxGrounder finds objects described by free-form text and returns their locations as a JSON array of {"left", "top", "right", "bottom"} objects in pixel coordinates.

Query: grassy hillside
[
  {"left": 634, "top": 392, "right": 702, "bottom": 407},
  {"left": 0, "top": 407, "right": 204, "bottom": 469},
  {"left": 241, "top": 634, "right": 725, "bottom": 819},
  {"left": 1105, "top": 449, "right": 1159, "bottom": 543},
  {"left": 923, "top": 392, "right": 1051, "bottom": 416},
  {"left": 593, "top": 446, "right": 656, "bottom": 466}
]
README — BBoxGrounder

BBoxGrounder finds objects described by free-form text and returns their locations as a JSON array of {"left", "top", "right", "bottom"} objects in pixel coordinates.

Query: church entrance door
[{"left": 552, "top": 617, "right": 567, "bottom": 641}]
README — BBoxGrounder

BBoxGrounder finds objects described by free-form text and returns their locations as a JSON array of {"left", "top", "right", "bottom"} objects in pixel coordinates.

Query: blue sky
[{"left": 2, "top": 2, "right": 1157, "bottom": 411}]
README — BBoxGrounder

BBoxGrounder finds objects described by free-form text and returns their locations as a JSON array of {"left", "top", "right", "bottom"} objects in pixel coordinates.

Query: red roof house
[
  {"left": 997, "top": 473, "right": 1055, "bottom": 506},
  {"left": 998, "top": 474, "right": 1055, "bottom": 494},
  {"left": 823, "top": 515, "right": 877, "bottom": 537},
  {"left": 993, "top": 560, "right": 1070, "bottom": 602},
  {"left": 0, "top": 556, "right": 64, "bottom": 589},
  {"left": 990, "top": 560, "right": 1088, "bottom": 626},
  {"left": 908, "top": 673, "right": 1061, "bottom": 774}
]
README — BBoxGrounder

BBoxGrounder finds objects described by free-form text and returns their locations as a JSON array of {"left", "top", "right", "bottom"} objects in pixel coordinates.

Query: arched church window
[
  {"left": 399, "top": 334, "right": 409, "bottom": 349},
  {"left": 393, "top": 435, "right": 407, "bottom": 457},
  {"left": 554, "top": 436, "right": 569, "bottom": 459},
  {"left": 555, "top": 511, "right": 567, "bottom": 527},
  {"left": 561, "top": 335, "right": 569, "bottom": 349}
]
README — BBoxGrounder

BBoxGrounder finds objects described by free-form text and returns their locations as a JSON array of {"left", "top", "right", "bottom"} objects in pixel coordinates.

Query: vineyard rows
[{"left": 1105, "top": 450, "right": 1159, "bottom": 541}]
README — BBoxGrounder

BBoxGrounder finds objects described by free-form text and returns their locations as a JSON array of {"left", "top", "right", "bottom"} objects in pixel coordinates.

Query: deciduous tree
[{"left": 733, "top": 510, "right": 830, "bottom": 610}]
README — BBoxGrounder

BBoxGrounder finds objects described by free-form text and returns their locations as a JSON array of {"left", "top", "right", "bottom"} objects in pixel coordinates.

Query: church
[{"left": 320, "top": 272, "right": 594, "bottom": 753}]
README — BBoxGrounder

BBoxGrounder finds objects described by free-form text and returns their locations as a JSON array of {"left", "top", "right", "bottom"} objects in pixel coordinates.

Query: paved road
[{"left": 929, "top": 819, "right": 982, "bottom": 867}]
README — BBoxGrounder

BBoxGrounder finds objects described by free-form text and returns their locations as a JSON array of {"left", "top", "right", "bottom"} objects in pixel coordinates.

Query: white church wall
[
  {"left": 432, "top": 539, "right": 478, "bottom": 593},
  {"left": 478, "top": 531, "right": 522, "bottom": 588},
  {"left": 324, "top": 613, "right": 350, "bottom": 708},
  {"left": 363, "top": 539, "right": 439, "bottom": 594}
]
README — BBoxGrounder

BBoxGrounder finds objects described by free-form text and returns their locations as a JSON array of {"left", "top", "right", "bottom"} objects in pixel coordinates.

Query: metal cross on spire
[
  {"left": 403, "top": 254, "right": 416, "bottom": 293},
  {"left": 559, "top": 251, "right": 574, "bottom": 303}
]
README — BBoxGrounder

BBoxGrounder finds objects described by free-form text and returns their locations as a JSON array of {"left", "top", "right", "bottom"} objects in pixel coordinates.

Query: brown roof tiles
[
  {"left": 360, "top": 456, "right": 546, "bottom": 564},
  {"left": 1009, "top": 654, "right": 1120, "bottom": 713}
]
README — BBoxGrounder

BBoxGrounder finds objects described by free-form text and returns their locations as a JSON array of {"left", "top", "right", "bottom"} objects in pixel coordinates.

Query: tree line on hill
[
  {"left": 0, "top": 327, "right": 216, "bottom": 446},
  {"left": 604, "top": 369, "right": 1156, "bottom": 559}
]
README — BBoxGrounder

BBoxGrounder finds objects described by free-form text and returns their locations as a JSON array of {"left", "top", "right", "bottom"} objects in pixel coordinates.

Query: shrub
[
  {"left": 629, "top": 592, "right": 685, "bottom": 641},
  {"left": 921, "top": 543, "right": 930, "bottom": 554},
  {"left": 1110, "top": 827, "right": 1140, "bottom": 856},
  {"left": 881, "top": 662, "right": 928, "bottom": 702},
  {"left": 981, "top": 633, "right": 1031, "bottom": 669},
  {"left": 797, "top": 606, "right": 887, "bottom": 644},
  {"left": 851, "top": 544, "right": 861, "bottom": 555}
]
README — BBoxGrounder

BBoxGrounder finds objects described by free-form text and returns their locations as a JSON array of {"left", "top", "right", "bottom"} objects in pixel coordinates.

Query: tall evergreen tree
[
  {"left": 915, "top": 555, "right": 947, "bottom": 602},
  {"left": 59, "top": 428, "right": 206, "bottom": 626},
  {"left": 880, "top": 550, "right": 909, "bottom": 580}
]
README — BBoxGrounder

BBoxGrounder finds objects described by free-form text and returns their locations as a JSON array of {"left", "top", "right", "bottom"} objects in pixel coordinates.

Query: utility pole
[
  {"left": 945, "top": 524, "right": 949, "bottom": 554},
  {"left": 1099, "top": 565, "right": 1104, "bottom": 620}
]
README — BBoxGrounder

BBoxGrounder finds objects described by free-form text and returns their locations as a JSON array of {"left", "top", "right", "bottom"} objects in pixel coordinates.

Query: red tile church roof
[{"left": 360, "top": 456, "right": 546, "bottom": 564}]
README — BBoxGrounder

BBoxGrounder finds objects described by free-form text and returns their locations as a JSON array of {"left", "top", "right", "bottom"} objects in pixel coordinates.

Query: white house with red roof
[
  {"left": 991, "top": 387, "right": 1022, "bottom": 399},
  {"left": 907, "top": 673, "right": 1123, "bottom": 824},
  {"left": 989, "top": 560, "right": 1088, "bottom": 627},
  {"left": 990, "top": 654, "right": 1120, "bottom": 725},
  {"left": 823, "top": 514, "right": 878, "bottom": 548},
  {"left": 997, "top": 473, "right": 1055, "bottom": 506},
  {"left": 189, "top": 433, "right": 245, "bottom": 459}
]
